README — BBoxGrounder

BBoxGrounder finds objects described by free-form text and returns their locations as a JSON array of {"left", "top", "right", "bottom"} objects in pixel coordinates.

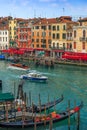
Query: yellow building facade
[
  {"left": 9, "top": 19, "right": 17, "bottom": 46},
  {"left": 73, "top": 18, "right": 87, "bottom": 52}
]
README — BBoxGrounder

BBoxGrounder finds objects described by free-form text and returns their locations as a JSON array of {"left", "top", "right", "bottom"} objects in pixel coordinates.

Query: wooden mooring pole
[
  {"left": 29, "top": 91, "right": 31, "bottom": 107},
  {"left": 39, "top": 93, "right": 41, "bottom": 116},
  {"left": 49, "top": 115, "right": 53, "bottom": 130},
  {"left": 34, "top": 113, "right": 37, "bottom": 130},
  {"left": 48, "top": 94, "right": 49, "bottom": 114},
  {"left": 76, "top": 110, "right": 80, "bottom": 130},
  {"left": 68, "top": 100, "right": 71, "bottom": 130}
]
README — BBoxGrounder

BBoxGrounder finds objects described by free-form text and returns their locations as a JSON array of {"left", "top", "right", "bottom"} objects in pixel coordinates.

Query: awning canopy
[{"left": 0, "top": 93, "right": 14, "bottom": 102}]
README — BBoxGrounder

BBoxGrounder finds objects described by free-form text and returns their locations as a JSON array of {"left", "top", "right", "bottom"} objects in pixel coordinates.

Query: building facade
[
  {"left": 16, "top": 21, "right": 32, "bottom": 48},
  {"left": 73, "top": 17, "right": 87, "bottom": 52},
  {"left": 0, "top": 27, "right": 9, "bottom": 50}
]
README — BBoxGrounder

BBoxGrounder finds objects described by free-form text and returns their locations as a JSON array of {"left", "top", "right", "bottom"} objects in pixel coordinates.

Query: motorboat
[
  {"left": 20, "top": 72, "right": 48, "bottom": 82},
  {"left": 8, "top": 63, "right": 30, "bottom": 71}
]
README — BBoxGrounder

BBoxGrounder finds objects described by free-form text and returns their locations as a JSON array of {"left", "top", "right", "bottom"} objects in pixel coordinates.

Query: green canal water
[{"left": 0, "top": 61, "right": 87, "bottom": 130}]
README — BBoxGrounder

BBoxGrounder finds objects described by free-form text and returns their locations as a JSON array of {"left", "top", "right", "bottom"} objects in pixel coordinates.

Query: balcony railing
[
  {"left": 18, "top": 39, "right": 28, "bottom": 42},
  {"left": 66, "top": 37, "right": 73, "bottom": 41},
  {"left": 79, "top": 37, "right": 87, "bottom": 42}
]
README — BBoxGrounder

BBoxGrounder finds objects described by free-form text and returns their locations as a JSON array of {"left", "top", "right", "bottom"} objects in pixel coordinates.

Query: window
[
  {"left": 3, "top": 37, "right": 4, "bottom": 42},
  {"left": 48, "top": 39, "right": 51, "bottom": 44},
  {"left": 53, "top": 26, "right": 56, "bottom": 31},
  {"left": 67, "top": 43, "right": 69, "bottom": 49},
  {"left": 36, "top": 39, "right": 39, "bottom": 42},
  {"left": 32, "top": 32, "right": 34, "bottom": 36},
  {"left": 83, "top": 30, "right": 86, "bottom": 38},
  {"left": 63, "top": 25, "right": 66, "bottom": 30},
  {"left": 67, "top": 33, "right": 69, "bottom": 37},
  {"left": 49, "top": 32, "right": 51, "bottom": 37},
  {"left": 14, "top": 26, "right": 16, "bottom": 30},
  {"left": 48, "top": 25, "right": 51, "bottom": 30},
  {"left": 41, "top": 26, "right": 46, "bottom": 30},
  {"left": 53, "top": 42, "right": 55, "bottom": 47},
  {"left": 35, "top": 26, "right": 39, "bottom": 29},
  {"left": 42, "top": 32, "right": 46, "bottom": 37},
  {"left": 70, "top": 33, "right": 72, "bottom": 37},
  {"left": 37, "top": 32, "right": 39, "bottom": 37},
  {"left": 70, "top": 43, "right": 72, "bottom": 49},
  {"left": 57, "top": 43, "right": 59, "bottom": 48},
  {"left": 5, "top": 32, "right": 7, "bottom": 35},
  {"left": 10, "top": 27, "right": 11, "bottom": 30},
  {"left": 37, "top": 44, "right": 39, "bottom": 47},
  {"left": 41, "top": 39, "right": 46, "bottom": 43},
  {"left": 63, "top": 43, "right": 65, "bottom": 49},
  {"left": 14, "top": 31, "right": 16, "bottom": 35},
  {"left": 74, "top": 42, "right": 76, "bottom": 49},
  {"left": 57, "top": 26, "right": 59, "bottom": 30},
  {"left": 74, "top": 30, "right": 76, "bottom": 38},
  {"left": 62, "top": 33, "right": 66, "bottom": 39},
  {"left": 56, "top": 33, "right": 60, "bottom": 39},
  {"left": 32, "top": 39, "right": 34, "bottom": 42},
  {"left": 6, "top": 37, "right": 7, "bottom": 42},
  {"left": 0, "top": 37, "right": 2, "bottom": 41},
  {"left": 82, "top": 42, "right": 85, "bottom": 49},
  {"left": 53, "top": 33, "right": 55, "bottom": 39}
]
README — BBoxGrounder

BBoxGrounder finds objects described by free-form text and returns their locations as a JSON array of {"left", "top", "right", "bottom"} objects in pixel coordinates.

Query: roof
[{"left": 0, "top": 93, "right": 14, "bottom": 102}]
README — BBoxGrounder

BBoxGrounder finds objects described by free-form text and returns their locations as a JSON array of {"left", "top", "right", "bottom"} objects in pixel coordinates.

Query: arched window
[
  {"left": 82, "top": 42, "right": 85, "bottom": 49},
  {"left": 53, "top": 42, "right": 55, "bottom": 48},
  {"left": 74, "top": 42, "right": 76, "bottom": 49},
  {"left": 74, "top": 30, "right": 76, "bottom": 38},
  {"left": 83, "top": 30, "right": 86, "bottom": 38},
  {"left": 56, "top": 43, "right": 59, "bottom": 48},
  {"left": 63, "top": 43, "right": 65, "bottom": 49}
]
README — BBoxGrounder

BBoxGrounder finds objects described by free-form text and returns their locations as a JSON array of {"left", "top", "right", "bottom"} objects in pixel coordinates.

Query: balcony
[
  {"left": 66, "top": 37, "right": 73, "bottom": 41},
  {"left": 79, "top": 37, "right": 87, "bottom": 42},
  {"left": 18, "top": 39, "right": 28, "bottom": 42},
  {"left": 19, "top": 31, "right": 28, "bottom": 34}
]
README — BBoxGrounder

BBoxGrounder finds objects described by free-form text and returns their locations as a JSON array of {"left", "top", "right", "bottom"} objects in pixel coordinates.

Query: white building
[{"left": 0, "top": 28, "right": 9, "bottom": 50}]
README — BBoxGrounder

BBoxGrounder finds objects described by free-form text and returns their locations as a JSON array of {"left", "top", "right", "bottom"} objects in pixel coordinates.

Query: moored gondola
[
  {"left": 0, "top": 101, "right": 83, "bottom": 128},
  {"left": 26, "top": 95, "right": 64, "bottom": 112}
]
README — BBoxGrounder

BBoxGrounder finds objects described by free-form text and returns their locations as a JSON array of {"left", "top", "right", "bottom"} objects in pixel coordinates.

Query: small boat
[
  {"left": 20, "top": 72, "right": 48, "bottom": 82},
  {"left": 26, "top": 95, "right": 64, "bottom": 112},
  {"left": 0, "top": 101, "right": 83, "bottom": 128},
  {"left": 8, "top": 63, "right": 29, "bottom": 71}
]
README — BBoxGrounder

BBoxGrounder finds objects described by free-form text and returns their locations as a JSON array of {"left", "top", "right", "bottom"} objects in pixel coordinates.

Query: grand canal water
[{"left": 0, "top": 60, "right": 87, "bottom": 130}]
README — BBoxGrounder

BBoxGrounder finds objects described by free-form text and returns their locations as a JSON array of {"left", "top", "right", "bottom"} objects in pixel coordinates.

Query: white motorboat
[{"left": 20, "top": 72, "right": 48, "bottom": 82}]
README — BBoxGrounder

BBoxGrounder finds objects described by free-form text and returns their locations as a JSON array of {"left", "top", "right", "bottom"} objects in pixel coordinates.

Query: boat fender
[
  {"left": 74, "top": 107, "right": 80, "bottom": 112},
  {"left": 17, "top": 107, "right": 21, "bottom": 112},
  {"left": 56, "top": 114, "right": 61, "bottom": 119}
]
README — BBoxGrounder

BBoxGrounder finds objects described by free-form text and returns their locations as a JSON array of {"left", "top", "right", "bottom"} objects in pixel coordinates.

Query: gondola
[
  {"left": 0, "top": 101, "right": 83, "bottom": 128},
  {"left": 26, "top": 95, "right": 64, "bottom": 112}
]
